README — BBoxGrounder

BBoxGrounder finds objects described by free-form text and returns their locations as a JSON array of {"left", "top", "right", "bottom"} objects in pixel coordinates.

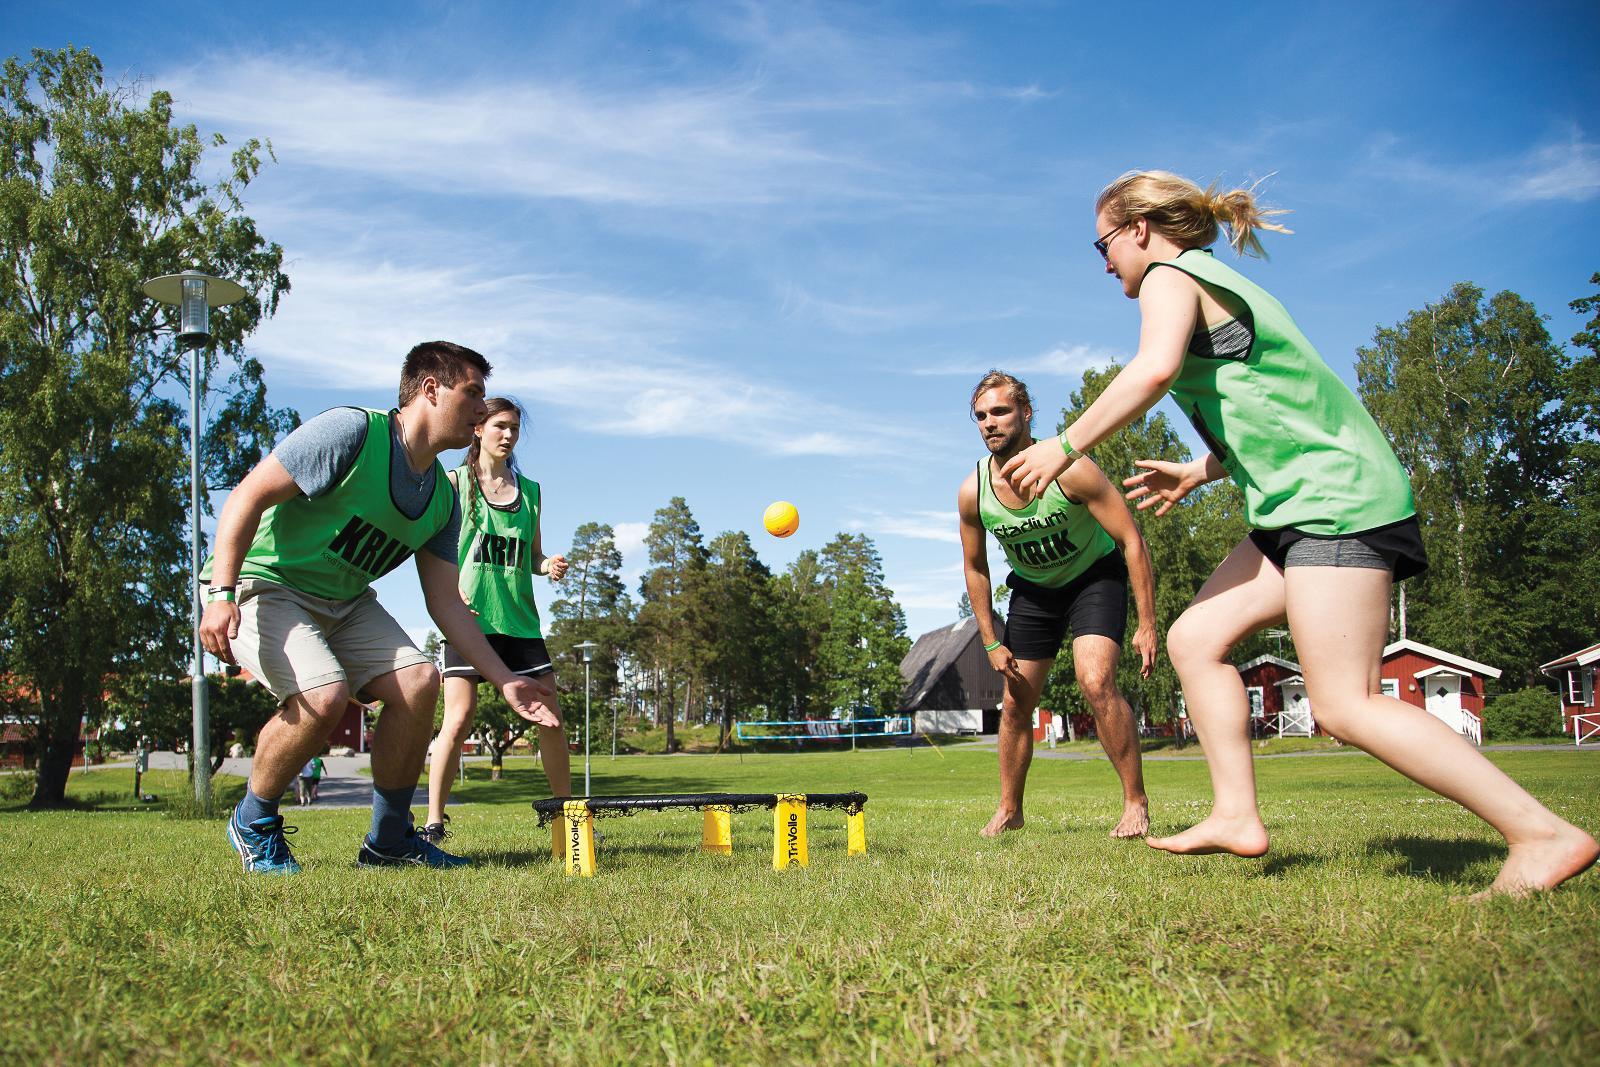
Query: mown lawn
[{"left": 2, "top": 747, "right": 1597, "bottom": 1064}]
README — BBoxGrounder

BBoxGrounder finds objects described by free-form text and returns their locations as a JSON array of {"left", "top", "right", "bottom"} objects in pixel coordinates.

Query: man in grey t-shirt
[{"left": 199, "top": 341, "right": 559, "bottom": 874}]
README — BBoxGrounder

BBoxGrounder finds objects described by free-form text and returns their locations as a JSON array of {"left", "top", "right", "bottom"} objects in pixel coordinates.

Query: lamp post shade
[{"left": 142, "top": 270, "right": 248, "bottom": 349}]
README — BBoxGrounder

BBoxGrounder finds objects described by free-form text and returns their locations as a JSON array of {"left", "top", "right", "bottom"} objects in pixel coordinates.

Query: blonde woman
[
  {"left": 422, "top": 398, "right": 570, "bottom": 843},
  {"left": 1001, "top": 171, "right": 1596, "bottom": 896}
]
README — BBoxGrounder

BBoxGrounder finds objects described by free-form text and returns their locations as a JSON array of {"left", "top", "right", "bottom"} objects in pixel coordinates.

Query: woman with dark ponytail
[
  {"left": 423, "top": 398, "right": 571, "bottom": 842},
  {"left": 1001, "top": 170, "right": 1595, "bottom": 897}
]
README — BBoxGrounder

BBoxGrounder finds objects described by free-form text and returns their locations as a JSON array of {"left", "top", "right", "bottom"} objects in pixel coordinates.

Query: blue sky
[{"left": 10, "top": 2, "right": 1600, "bottom": 646}]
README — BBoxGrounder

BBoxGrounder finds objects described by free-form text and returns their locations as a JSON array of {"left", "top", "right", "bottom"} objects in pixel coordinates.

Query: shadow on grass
[
  {"left": 1259, "top": 851, "right": 1325, "bottom": 877},
  {"left": 1366, "top": 835, "right": 1503, "bottom": 883}
]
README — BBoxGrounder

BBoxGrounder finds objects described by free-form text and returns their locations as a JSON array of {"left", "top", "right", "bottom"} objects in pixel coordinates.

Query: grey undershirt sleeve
[{"left": 272, "top": 407, "right": 369, "bottom": 498}]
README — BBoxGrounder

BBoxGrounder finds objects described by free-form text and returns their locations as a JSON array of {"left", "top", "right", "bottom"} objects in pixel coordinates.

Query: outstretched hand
[
  {"left": 503, "top": 675, "right": 561, "bottom": 728},
  {"left": 545, "top": 554, "right": 569, "bottom": 581},
  {"left": 999, "top": 438, "right": 1072, "bottom": 502},
  {"left": 1122, "top": 458, "right": 1206, "bottom": 517}
]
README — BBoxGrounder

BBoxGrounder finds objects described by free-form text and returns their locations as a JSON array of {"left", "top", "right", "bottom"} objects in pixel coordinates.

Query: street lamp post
[
  {"left": 141, "top": 269, "right": 247, "bottom": 813},
  {"left": 575, "top": 641, "right": 599, "bottom": 796}
]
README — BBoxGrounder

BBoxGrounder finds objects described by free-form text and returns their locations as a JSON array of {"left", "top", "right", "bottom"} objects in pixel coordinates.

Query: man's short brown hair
[{"left": 398, "top": 341, "right": 492, "bottom": 407}]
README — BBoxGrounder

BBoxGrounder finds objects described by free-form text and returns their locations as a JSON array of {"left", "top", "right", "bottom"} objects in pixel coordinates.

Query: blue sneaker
[
  {"left": 227, "top": 809, "right": 302, "bottom": 875},
  {"left": 357, "top": 826, "right": 471, "bottom": 869}
]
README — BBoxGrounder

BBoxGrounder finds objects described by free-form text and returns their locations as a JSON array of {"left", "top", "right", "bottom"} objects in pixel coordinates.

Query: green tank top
[
  {"left": 456, "top": 465, "right": 543, "bottom": 638},
  {"left": 216, "top": 409, "right": 454, "bottom": 600},
  {"left": 977, "top": 450, "right": 1116, "bottom": 588},
  {"left": 1154, "top": 250, "right": 1414, "bottom": 535}
]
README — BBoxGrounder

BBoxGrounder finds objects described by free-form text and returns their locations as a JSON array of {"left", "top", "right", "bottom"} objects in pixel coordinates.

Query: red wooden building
[
  {"left": 1234, "top": 654, "right": 1312, "bottom": 736},
  {"left": 1379, "top": 639, "right": 1501, "bottom": 745},
  {"left": 1539, "top": 641, "right": 1599, "bottom": 742}
]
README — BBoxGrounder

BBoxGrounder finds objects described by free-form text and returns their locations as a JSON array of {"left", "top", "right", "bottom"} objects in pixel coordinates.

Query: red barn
[
  {"left": 1236, "top": 655, "right": 1310, "bottom": 736},
  {"left": 1379, "top": 639, "right": 1501, "bottom": 745},
  {"left": 1538, "top": 641, "right": 1599, "bottom": 743}
]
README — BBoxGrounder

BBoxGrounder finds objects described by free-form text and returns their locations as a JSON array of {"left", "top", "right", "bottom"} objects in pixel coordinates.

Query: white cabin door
[
  {"left": 1279, "top": 684, "right": 1313, "bottom": 736},
  {"left": 1424, "top": 675, "right": 1463, "bottom": 733}
]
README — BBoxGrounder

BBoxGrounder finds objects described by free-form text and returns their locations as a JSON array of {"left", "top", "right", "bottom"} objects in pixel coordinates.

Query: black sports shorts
[
  {"left": 1248, "top": 515, "right": 1428, "bottom": 582},
  {"left": 441, "top": 633, "right": 554, "bottom": 682},
  {"left": 1002, "top": 551, "right": 1128, "bottom": 662}
]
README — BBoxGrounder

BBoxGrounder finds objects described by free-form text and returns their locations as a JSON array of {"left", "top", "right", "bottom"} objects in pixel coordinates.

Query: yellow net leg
[
  {"left": 562, "top": 800, "right": 596, "bottom": 877},
  {"left": 772, "top": 793, "right": 809, "bottom": 870},
  {"left": 551, "top": 815, "right": 566, "bottom": 863},
  {"left": 847, "top": 809, "right": 867, "bottom": 856},
  {"left": 702, "top": 805, "right": 732, "bottom": 854}
]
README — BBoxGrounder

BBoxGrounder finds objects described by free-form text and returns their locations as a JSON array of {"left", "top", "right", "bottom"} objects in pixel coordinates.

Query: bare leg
[
  {"left": 249, "top": 682, "right": 351, "bottom": 801},
  {"left": 1147, "top": 539, "right": 1285, "bottom": 857},
  {"left": 427, "top": 676, "right": 478, "bottom": 826},
  {"left": 1286, "top": 566, "right": 1598, "bottom": 897},
  {"left": 980, "top": 657, "right": 1053, "bottom": 837},
  {"left": 1072, "top": 635, "right": 1149, "bottom": 838},
  {"left": 533, "top": 685, "right": 571, "bottom": 797},
  {"left": 363, "top": 663, "right": 442, "bottom": 793}
]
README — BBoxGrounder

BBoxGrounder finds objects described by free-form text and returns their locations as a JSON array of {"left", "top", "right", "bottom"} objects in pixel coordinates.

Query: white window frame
[
  {"left": 1380, "top": 678, "right": 1400, "bottom": 700},
  {"left": 1570, "top": 669, "right": 1584, "bottom": 706}
]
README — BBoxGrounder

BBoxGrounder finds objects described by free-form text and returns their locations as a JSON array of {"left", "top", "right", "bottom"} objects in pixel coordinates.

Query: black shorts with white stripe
[{"left": 441, "top": 633, "right": 554, "bottom": 682}]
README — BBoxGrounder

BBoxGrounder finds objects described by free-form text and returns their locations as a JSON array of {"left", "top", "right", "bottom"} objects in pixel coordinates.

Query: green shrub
[
  {"left": 0, "top": 770, "right": 37, "bottom": 802},
  {"left": 1482, "top": 688, "right": 1563, "bottom": 741}
]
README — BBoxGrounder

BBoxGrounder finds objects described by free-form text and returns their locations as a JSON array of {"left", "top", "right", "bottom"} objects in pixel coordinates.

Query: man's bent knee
[
  {"left": 291, "top": 683, "right": 352, "bottom": 723},
  {"left": 392, "top": 662, "right": 441, "bottom": 708}
]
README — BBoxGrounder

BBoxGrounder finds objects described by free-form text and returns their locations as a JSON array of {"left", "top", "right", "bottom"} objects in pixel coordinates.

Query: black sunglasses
[{"left": 1093, "top": 221, "right": 1129, "bottom": 260}]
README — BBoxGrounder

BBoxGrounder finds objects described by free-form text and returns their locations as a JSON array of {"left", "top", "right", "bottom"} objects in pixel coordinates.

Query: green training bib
[
  {"left": 978, "top": 450, "right": 1116, "bottom": 588},
  {"left": 210, "top": 408, "right": 454, "bottom": 601},
  {"left": 1156, "top": 249, "right": 1415, "bottom": 535},
  {"left": 456, "top": 466, "right": 543, "bottom": 638}
]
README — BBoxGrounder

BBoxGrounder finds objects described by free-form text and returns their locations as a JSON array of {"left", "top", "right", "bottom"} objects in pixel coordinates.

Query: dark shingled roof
[{"left": 898, "top": 617, "right": 981, "bottom": 711}]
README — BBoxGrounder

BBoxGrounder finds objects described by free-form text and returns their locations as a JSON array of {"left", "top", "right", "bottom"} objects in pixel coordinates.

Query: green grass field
[{"left": 3, "top": 747, "right": 1598, "bottom": 1064}]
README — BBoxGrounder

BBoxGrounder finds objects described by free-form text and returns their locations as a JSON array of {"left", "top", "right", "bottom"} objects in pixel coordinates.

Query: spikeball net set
[{"left": 532, "top": 792, "right": 869, "bottom": 877}]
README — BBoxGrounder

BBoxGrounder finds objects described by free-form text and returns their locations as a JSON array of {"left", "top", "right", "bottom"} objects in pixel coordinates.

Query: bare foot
[
  {"left": 979, "top": 809, "right": 1024, "bottom": 838},
  {"left": 1110, "top": 800, "right": 1150, "bottom": 839},
  {"left": 1468, "top": 824, "right": 1599, "bottom": 902},
  {"left": 1146, "top": 814, "right": 1269, "bottom": 857}
]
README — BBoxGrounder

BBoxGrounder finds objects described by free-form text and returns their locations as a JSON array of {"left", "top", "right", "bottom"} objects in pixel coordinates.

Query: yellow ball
[{"left": 763, "top": 500, "right": 799, "bottom": 538}]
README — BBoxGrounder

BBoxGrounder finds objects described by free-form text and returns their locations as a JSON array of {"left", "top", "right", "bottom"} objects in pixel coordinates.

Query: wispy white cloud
[
  {"left": 612, "top": 521, "right": 650, "bottom": 592},
  {"left": 847, "top": 510, "right": 962, "bottom": 544},
  {"left": 163, "top": 55, "right": 924, "bottom": 213},
  {"left": 247, "top": 251, "right": 921, "bottom": 458},
  {"left": 1510, "top": 135, "right": 1600, "bottom": 202},
  {"left": 776, "top": 283, "right": 941, "bottom": 335},
  {"left": 1362, "top": 128, "right": 1600, "bottom": 205},
  {"left": 913, "top": 342, "right": 1124, "bottom": 377}
]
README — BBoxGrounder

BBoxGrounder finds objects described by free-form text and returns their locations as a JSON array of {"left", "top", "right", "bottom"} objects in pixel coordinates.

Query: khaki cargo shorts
[{"left": 230, "top": 579, "right": 433, "bottom": 704}]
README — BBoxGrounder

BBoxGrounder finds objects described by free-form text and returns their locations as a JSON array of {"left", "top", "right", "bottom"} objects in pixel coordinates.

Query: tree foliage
[
  {"left": 0, "top": 48, "right": 292, "bottom": 806},
  {"left": 1357, "top": 281, "right": 1596, "bottom": 685}
]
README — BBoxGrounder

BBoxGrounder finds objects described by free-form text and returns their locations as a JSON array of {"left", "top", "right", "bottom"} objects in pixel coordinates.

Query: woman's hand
[
  {"left": 1121, "top": 457, "right": 1213, "bottom": 517},
  {"left": 999, "top": 438, "right": 1073, "bottom": 502}
]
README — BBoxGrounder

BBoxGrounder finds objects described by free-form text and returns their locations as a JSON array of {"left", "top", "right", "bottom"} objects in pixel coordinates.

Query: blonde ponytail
[{"left": 1097, "top": 170, "right": 1293, "bottom": 258}]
